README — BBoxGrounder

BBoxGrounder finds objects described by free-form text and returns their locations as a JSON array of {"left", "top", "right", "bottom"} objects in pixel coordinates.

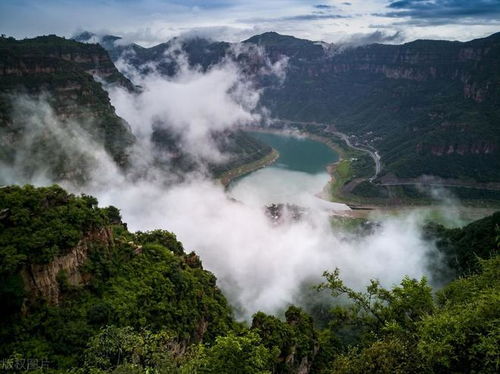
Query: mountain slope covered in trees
[
  {"left": 0, "top": 35, "right": 136, "bottom": 181},
  {"left": 0, "top": 185, "right": 498, "bottom": 373}
]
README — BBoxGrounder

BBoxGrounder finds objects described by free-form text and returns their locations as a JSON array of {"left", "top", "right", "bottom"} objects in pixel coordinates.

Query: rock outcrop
[{"left": 21, "top": 226, "right": 114, "bottom": 306}]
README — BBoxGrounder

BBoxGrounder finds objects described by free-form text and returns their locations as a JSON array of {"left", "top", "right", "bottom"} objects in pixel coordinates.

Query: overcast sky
[{"left": 1, "top": 0, "right": 500, "bottom": 46}]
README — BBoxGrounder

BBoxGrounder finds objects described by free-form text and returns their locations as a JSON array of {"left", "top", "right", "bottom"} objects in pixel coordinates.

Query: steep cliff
[
  {"left": 20, "top": 226, "right": 114, "bottom": 306},
  {"left": 0, "top": 34, "right": 134, "bottom": 89},
  {"left": 254, "top": 32, "right": 500, "bottom": 183},
  {"left": 0, "top": 35, "right": 136, "bottom": 182}
]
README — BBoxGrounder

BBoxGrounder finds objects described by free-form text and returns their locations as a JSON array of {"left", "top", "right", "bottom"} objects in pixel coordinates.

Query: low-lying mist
[
  {"left": 0, "top": 44, "right": 452, "bottom": 320},
  {"left": 93, "top": 176, "right": 445, "bottom": 320},
  {"left": 109, "top": 55, "right": 261, "bottom": 164}
]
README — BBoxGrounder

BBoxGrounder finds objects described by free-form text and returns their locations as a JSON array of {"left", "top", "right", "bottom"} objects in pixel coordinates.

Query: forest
[{"left": 0, "top": 185, "right": 498, "bottom": 373}]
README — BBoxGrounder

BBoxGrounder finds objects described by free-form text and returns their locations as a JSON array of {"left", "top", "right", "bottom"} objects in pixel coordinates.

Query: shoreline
[
  {"left": 242, "top": 126, "right": 347, "bottom": 200},
  {"left": 217, "top": 128, "right": 498, "bottom": 220},
  {"left": 243, "top": 126, "right": 345, "bottom": 156},
  {"left": 217, "top": 149, "right": 280, "bottom": 188}
]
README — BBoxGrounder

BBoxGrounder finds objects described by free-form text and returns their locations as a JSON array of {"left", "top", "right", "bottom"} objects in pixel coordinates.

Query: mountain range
[
  {"left": 75, "top": 30, "right": 500, "bottom": 187},
  {"left": 1, "top": 29, "right": 499, "bottom": 373},
  {"left": 1, "top": 30, "right": 499, "bottom": 197}
]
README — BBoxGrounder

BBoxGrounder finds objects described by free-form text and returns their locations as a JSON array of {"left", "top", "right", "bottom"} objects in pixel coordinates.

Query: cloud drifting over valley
[
  {"left": 109, "top": 60, "right": 260, "bottom": 163},
  {"left": 92, "top": 175, "right": 442, "bottom": 320},
  {"left": 0, "top": 49, "right": 452, "bottom": 320}
]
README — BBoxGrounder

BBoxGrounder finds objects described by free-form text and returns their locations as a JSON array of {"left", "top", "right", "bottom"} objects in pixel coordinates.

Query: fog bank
[{"left": 0, "top": 48, "right": 449, "bottom": 320}]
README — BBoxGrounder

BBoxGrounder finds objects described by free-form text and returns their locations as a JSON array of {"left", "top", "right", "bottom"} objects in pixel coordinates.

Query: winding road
[
  {"left": 329, "top": 130, "right": 381, "bottom": 182},
  {"left": 268, "top": 119, "right": 499, "bottom": 194}
]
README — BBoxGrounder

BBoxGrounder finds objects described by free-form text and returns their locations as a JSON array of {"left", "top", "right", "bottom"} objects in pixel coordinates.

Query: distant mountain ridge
[{"left": 75, "top": 30, "right": 500, "bottom": 184}]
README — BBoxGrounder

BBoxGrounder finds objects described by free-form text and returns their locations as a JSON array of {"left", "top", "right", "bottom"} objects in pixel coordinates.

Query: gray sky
[{"left": 1, "top": 0, "right": 500, "bottom": 45}]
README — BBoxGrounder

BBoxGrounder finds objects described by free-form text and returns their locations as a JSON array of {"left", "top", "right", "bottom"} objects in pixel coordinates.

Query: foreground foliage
[
  {"left": 0, "top": 185, "right": 498, "bottom": 373},
  {"left": 318, "top": 256, "right": 499, "bottom": 373},
  {"left": 0, "top": 185, "right": 233, "bottom": 370}
]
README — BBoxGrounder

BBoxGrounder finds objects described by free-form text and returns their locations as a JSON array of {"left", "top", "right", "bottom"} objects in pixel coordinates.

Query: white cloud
[
  {"left": 1, "top": 91, "right": 445, "bottom": 320},
  {"left": 108, "top": 54, "right": 261, "bottom": 164},
  {"left": 2, "top": 0, "right": 499, "bottom": 46},
  {"left": 88, "top": 173, "right": 440, "bottom": 320}
]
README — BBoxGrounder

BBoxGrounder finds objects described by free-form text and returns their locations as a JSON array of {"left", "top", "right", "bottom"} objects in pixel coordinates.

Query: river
[{"left": 228, "top": 132, "right": 351, "bottom": 211}]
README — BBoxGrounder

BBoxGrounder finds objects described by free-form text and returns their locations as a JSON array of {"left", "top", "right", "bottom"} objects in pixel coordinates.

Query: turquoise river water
[{"left": 229, "top": 132, "right": 349, "bottom": 211}]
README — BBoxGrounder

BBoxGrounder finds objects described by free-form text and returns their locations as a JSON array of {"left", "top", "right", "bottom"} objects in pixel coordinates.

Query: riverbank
[
  {"left": 239, "top": 127, "right": 448, "bottom": 212},
  {"left": 270, "top": 120, "right": 500, "bottom": 209},
  {"left": 242, "top": 127, "right": 348, "bottom": 173},
  {"left": 217, "top": 149, "right": 280, "bottom": 187},
  {"left": 294, "top": 133, "right": 352, "bottom": 202}
]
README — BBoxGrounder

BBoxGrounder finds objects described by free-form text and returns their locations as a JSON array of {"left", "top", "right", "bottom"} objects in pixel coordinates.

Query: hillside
[
  {"left": 0, "top": 35, "right": 136, "bottom": 182},
  {"left": 0, "top": 34, "right": 274, "bottom": 184},
  {"left": 79, "top": 31, "right": 500, "bottom": 187},
  {"left": 0, "top": 185, "right": 233, "bottom": 368},
  {"left": 0, "top": 185, "right": 498, "bottom": 373},
  {"left": 423, "top": 211, "right": 500, "bottom": 279},
  {"left": 259, "top": 32, "right": 500, "bottom": 184},
  {"left": 0, "top": 185, "right": 319, "bottom": 373}
]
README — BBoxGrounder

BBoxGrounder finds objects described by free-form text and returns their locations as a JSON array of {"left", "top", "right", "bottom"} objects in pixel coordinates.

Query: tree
[
  {"left": 84, "top": 326, "right": 177, "bottom": 372},
  {"left": 318, "top": 269, "right": 434, "bottom": 337},
  {"left": 317, "top": 269, "right": 435, "bottom": 373},
  {"left": 182, "top": 331, "right": 274, "bottom": 374},
  {"left": 418, "top": 256, "right": 500, "bottom": 373},
  {"left": 251, "top": 306, "right": 318, "bottom": 373}
]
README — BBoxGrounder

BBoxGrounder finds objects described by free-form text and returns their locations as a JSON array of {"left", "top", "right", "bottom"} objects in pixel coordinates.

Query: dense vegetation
[
  {"left": 151, "top": 128, "right": 273, "bottom": 179},
  {"left": 317, "top": 257, "right": 499, "bottom": 374},
  {"left": 424, "top": 212, "right": 500, "bottom": 278},
  {"left": 257, "top": 33, "right": 500, "bottom": 184},
  {"left": 0, "top": 185, "right": 233, "bottom": 370},
  {"left": 0, "top": 185, "right": 105, "bottom": 271},
  {"left": 0, "top": 185, "right": 498, "bottom": 373}
]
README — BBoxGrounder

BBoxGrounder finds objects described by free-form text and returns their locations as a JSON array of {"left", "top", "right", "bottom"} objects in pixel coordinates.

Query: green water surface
[{"left": 247, "top": 131, "right": 339, "bottom": 174}]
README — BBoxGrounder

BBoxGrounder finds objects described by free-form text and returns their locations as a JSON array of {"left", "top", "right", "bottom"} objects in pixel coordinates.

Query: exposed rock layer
[{"left": 21, "top": 227, "right": 114, "bottom": 306}]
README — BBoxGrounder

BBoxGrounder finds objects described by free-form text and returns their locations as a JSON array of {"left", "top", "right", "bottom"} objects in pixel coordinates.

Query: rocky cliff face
[
  {"left": 21, "top": 226, "right": 114, "bottom": 307},
  {"left": 330, "top": 37, "right": 498, "bottom": 101},
  {"left": 0, "top": 35, "right": 136, "bottom": 182},
  {"left": 0, "top": 35, "right": 134, "bottom": 88}
]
